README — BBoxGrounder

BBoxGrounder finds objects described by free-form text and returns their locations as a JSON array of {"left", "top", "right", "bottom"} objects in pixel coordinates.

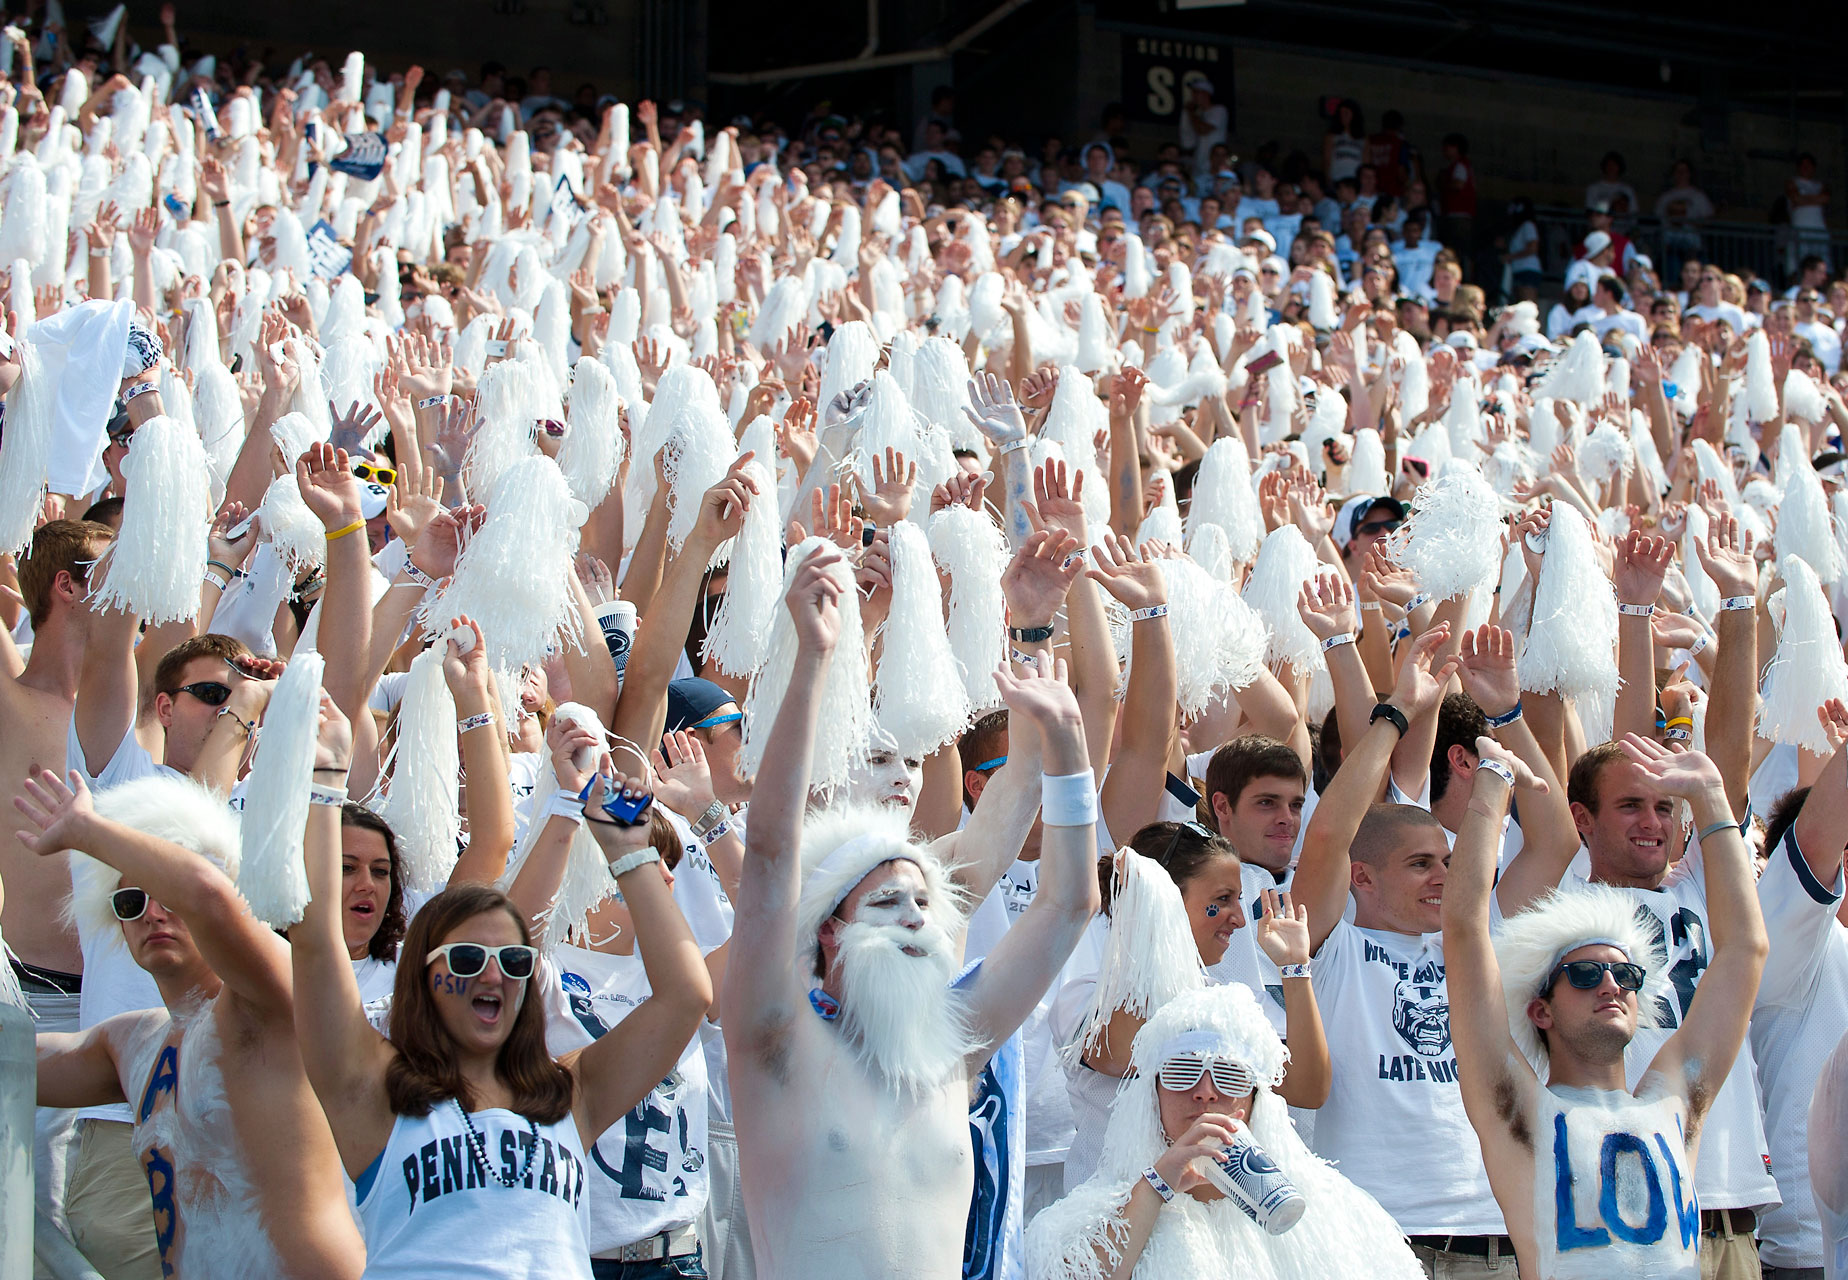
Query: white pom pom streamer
[
  {"left": 875, "top": 522, "right": 974, "bottom": 756},
  {"left": 0, "top": 339, "right": 54, "bottom": 554},
  {"left": 1691, "top": 439, "right": 1742, "bottom": 514},
  {"left": 1760, "top": 555, "right": 1848, "bottom": 751},
  {"left": 257, "top": 470, "right": 326, "bottom": 573},
  {"left": 739, "top": 538, "right": 873, "bottom": 792},
  {"left": 1744, "top": 329, "right": 1778, "bottom": 423},
  {"left": 929, "top": 505, "right": 1009, "bottom": 713},
  {"left": 628, "top": 364, "right": 737, "bottom": 552},
  {"left": 557, "top": 357, "right": 625, "bottom": 508},
  {"left": 236, "top": 652, "right": 324, "bottom": 928},
  {"left": 375, "top": 644, "right": 462, "bottom": 891},
  {"left": 1185, "top": 436, "right": 1265, "bottom": 566},
  {"left": 1387, "top": 467, "right": 1503, "bottom": 602},
  {"left": 1241, "top": 526, "right": 1322, "bottom": 668},
  {"left": 1520, "top": 505, "right": 1620, "bottom": 744},
  {"left": 1346, "top": 427, "right": 1389, "bottom": 497},
  {"left": 817, "top": 320, "right": 879, "bottom": 413},
  {"left": 701, "top": 449, "right": 781, "bottom": 677},
  {"left": 93, "top": 416, "right": 211, "bottom": 624},
  {"left": 1071, "top": 848, "right": 1205, "bottom": 1063},
  {"left": 911, "top": 335, "right": 980, "bottom": 451},
  {"left": 427, "top": 457, "right": 585, "bottom": 673},
  {"left": 1774, "top": 422, "right": 1842, "bottom": 584},
  {"left": 1785, "top": 368, "right": 1828, "bottom": 426},
  {"left": 1533, "top": 331, "right": 1605, "bottom": 407},
  {"left": 1155, "top": 555, "right": 1268, "bottom": 714}
]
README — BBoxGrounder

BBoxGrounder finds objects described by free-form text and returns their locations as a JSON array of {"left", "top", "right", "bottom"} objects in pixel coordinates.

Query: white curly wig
[
  {"left": 792, "top": 800, "right": 966, "bottom": 975},
  {"left": 1493, "top": 882, "right": 1670, "bottom": 1073},
  {"left": 66, "top": 774, "right": 244, "bottom": 952}
]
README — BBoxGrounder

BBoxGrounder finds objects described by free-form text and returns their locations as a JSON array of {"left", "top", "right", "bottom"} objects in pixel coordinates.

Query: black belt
[
  {"left": 1701, "top": 1207, "right": 1757, "bottom": 1234},
  {"left": 8, "top": 956, "right": 81, "bottom": 996},
  {"left": 1409, "top": 1235, "right": 1515, "bottom": 1258}
]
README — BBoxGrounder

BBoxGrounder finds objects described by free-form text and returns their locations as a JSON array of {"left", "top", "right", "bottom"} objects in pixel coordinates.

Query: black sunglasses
[
  {"left": 1162, "top": 820, "right": 1217, "bottom": 865},
  {"left": 424, "top": 942, "right": 539, "bottom": 980},
  {"left": 1357, "top": 518, "right": 1403, "bottom": 537},
  {"left": 1548, "top": 959, "right": 1646, "bottom": 993},
  {"left": 173, "top": 681, "right": 232, "bottom": 707},
  {"left": 111, "top": 888, "right": 156, "bottom": 921}
]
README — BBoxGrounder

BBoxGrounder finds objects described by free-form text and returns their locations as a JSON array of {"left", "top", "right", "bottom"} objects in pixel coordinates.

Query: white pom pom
[
  {"left": 1520, "top": 505, "right": 1620, "bottom": 744},
  {"left": 1155, "top": 555, "right": 1268, "bottom": 714},
  {"left": 1307, "top": 268, "right": 1338, "bottom": 331},
  {"left": 427, "top": 457, "right": 585, "bottom": 673},
  {"left": 1785, "top": 368, "right": 1828, "bottom": 426},
  {"left": 1388, "top": 467, "right": 1503, "bottom": 602},
  {"left": 911, "top": 336, "right": 980, "bottom": 451},
  {"left": 237, "top": 653, "right": 325, "bottom": 927},
  {"left": 1775, "top": 422, "right": 1843, "bottom": 583},
  {"left": 1076, "top": 293, "right": 1112, "bottom": 373},
  {"left": 1760, "top": 556, "right": 1848, "bottom": 751},
  {"left": 93, "top": 416, "right": 212, "bottom": 624},
  {"left": 1394, "top": 333, "right": 1430, "bottom": 423},
  {"left": 0, "top": 340, "right": 55, "bottom": 554},
  {"left": 1242, "top": 526, "right": 1322, "bottom": 668},
  {"left": 1039, "top": 367, "right": 1111, "bottom": 529},
  {"left": 875, "top": 522, "right": 974, "bottom": 756},
  {"left": 929, "top": 505, "right": 1009, "bottom": 713},
  {"left": 257, "top": 470, "right": 326, "bottom": 573},
  {"left": 1744, "top": 330, "right": 1778, "bottom": 423},
  {"left": 1534, "top": 331, "right": 1606, "bottom": 407},
  {"left": 376, "top": 645, "right": 461, "bottom": 891},
  {"left": 739, "top": 538, "right": 873, "bottom": 792},
  {"left": 558, "top": 357, "right": 625, "bottom": 508},
  {"left": 1691, "top": 439, "right": 1742, "bottom": 513},
  {"left": 1667, "top": 344, "right": 1704, "bottom": 419},
  {"left": 818, "top": 319, "right": 879, "bottom": 412},
  {"left": 1346, "top": 427, "right": 1389, "bottom": 497},
  {"left": 1136, "top": 504, "right": 1184, "bottom": 549},
  {"left": 1072, "top": 849, "right": 1205, "bottom": 1062},
  {"left": 1442, "top": 378, "right": 1484, "bottom": 457},
  {"left": 701, "top": 450, "right": 781, "bottom": 677},
  {"left": 1185, "top": 436, "right": 1265, "bottom": 566},
  {"left": 628, "top": 364, "right": 736, "bottom": 552}
]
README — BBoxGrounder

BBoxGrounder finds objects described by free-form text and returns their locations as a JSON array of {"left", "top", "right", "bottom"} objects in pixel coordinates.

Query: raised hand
[
  {"left": 695, "top": 453, "right": 762, "bottom": 547},
  {"left": 653, "top": 729, "right": 717, "bottom": 817},
  {"left": 1693, "top": 510, "right": 1756, "bottom": 599},
  {"left": 992, "top": 650, "right": 1082, "bottom": 734},
  {"left": 786, "top": 544, "right": 846, "bottom": 655},
  {"left": 1818, "top": 698, "right": 1848, "bottom": 752},
  {"left": 409, "top": 503, "right": 487, "bottom": 580},
  {"left": 1002, "top": 528, "right": 1083, "bottom": 627},
  {"left": 386, "top": 468, "right": 445, "bottom": 549},
  {"left": 861, "top": 447, "right": 917, "bottom": 526},
  {"left": 546, "top": 714, "right": 604, "bottom": 795},
  {"left": 296, "top": 442, "right": 364, "bottom": 530},
  {"left": 1085, "top": 532, "right": 1167, "bottom": 612},
  {"left": 328, "top": 399, "right": 384, "bottom": 456},
  {"left": 1615, "top": 732, "right": 1727, "bottom": 803},
  {"left": 1473, "top": 735, "right": 1547, "bottom": 792},
  {"left": 776, "top": 396, "right": 818, "bottom": 475},
  {"left": 1019, "top": 365, "right": 1059, "bottom": 411},
  {"left": 1613, "top": 529, "right": 1673, "bottom": 606},
  {"left": 1025, "top": 457, "right": 1086, "bottom": 542},
  {"left": 13, "top": 767, "right": 98, "bottom": 857},
  {"left": 1294, "top": 571, "right": 1357, "bottom": 641},
  {"left": 441, "top": 615, "right": 489, "bottom": 695},
  {"left": 1358, "top": 543, "right": 1420, "bottom": 608},
  {"left": 207, "top": 501, "right": 256, "bottom": 572},
  {"left": 1388, "top": 624, "right": 1458, "bottom": 723},
  {"left": 1455, "top": 624, "right": 1521, "bottom": 719},
  {"left": 930, "top": 470, "right": 988, "bottom": 516},
  {"left": 963, "top": 369, "right": 1027, "bottom": 447},
  {"left": 1255, "top": 888, "right": 1310, "bottom": 967},
  {"left": 575, "top": 553, "right": 615, "bottom": 606}
]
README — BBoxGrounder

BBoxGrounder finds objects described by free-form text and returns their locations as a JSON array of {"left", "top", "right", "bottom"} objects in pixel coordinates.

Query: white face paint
[{"left": 844, "top": 747, "right": 924, "bottom": 815}]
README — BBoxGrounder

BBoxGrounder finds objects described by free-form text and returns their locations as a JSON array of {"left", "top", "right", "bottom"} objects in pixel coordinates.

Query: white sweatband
[
  {"left": 1041, "top": 770, "right": 1098, "bottom": 827},
  {"left": 547, "top": 788, "right": 587, "bottom": 824},
  {"left": 308, "top": 783, "right": 348, "bottom": 806},
  {"left": 608, "top": 848, "right": 662, "bottom": 878}
]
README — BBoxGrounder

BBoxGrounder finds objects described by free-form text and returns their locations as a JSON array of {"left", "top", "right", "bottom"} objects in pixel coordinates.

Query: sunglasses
[
  {"left": 1548, "top": 959, "right": 1646, "bottom": 993},
  {"left": 1357, "top": 519, "right": 1403, "bottom": 537},
  {"left": 1157, "top": 1052, "right": 1255, "bottom": 1097},
  {"left": 1162, "top": 820, "right": 1216, "bottom": 865},
  {"left": 351, "top": 460, "right": 396, "bottom": 486},
  {"left": 173, "top": 681, "right": 232, "bottom": 707},
  {"left": 424, "top": 942, "right": 539, "bottom": 981},
  {"left": 111, "top": 888, "right": 160, "bottom": 921}
]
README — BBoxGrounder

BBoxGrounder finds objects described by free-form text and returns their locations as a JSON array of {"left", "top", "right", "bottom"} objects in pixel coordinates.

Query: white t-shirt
[
  {"left": 1684, "top": 302, "right": 1748, "bottom": 333},
  {"left": 1180, "top": 104, "right": 1229, "bottom": 177},
  {"left": 353, "top": 1104, "right": 592, "bottom": 1278},
  {"left": 1548, "top": 303, "right": 1600, "bottom": 340},
  {"left": 1750, "top": 827, "right": 1848, "bottom": 1268},
  {"left": 1565, "top": 839, "right": 1780, "bottom": 1212},
  {"left": 507, "top": 752, "right": 543, "bottom": 844},
  {"left": 1306, "top": 921, "right": 1503, "bottom": 1235},
  {"left": 542, "top": 943, "right": 710, "bottom": 1253}
]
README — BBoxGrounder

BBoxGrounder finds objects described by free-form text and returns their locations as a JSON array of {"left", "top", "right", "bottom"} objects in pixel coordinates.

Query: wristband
[
  {"left": 1664, "top": 716, "right": 1694, "bottom": 730},
  {"left": 89, "top": 247, "right": 111, "bottom": 258},
  {"left": 313, "top": 765, "right": 350, "bottom": 777},
  {"left": 121, "top": 379, "right": 159, "bottom": 402},
  {"left": 999, "top": 438, "right": 1030, "bottom": 455},
  {"left": 457, "top": 711, "right": 496, "bottom": 734},
  {"left": 690, "top": 799, "right": 729, "bottom": 838},
  {"left": 608, "top": 848, "right": 663, "bottom": 878},
  {"left": 1320, "top": 631, "right": 1356, "bottom": 652},
  {"left": 216, "top": 706, "right": 255, "bottom": 737},
  {"left": 1617, "top": 601, "right": 1656, "bottom": 617},
  {"left": 1129, "top": 604, "right": 1170, "bottom": 622},
  {"left": 1405, "top": 592, "right": 1431, "bottom": 613},
  {"left": 207, "top": 559, "right": 236, "bottom": 576},
  {"left": 326, "top": 518, "right": 366, "bottom": 541},
  {"left": 213, "top": 199, "right": 229, "bottom": 208},
  {"left": 1278, "top": 962, "right": 1311, "bottom": 979},
  {"left": 416, "top": 394, "right": 451, "bottom": 410},
  {"left": 1009, "top": 646, "right": 1041, "bottom": 666},
  {"left": 1009, "top": 623, "right": 1056, "bottom": 643},
  {"left": 1484, "top": 701, "right": 1524, "bottom": 729},
  {"left": 700, "top": 819, "right": 733, "bottom": 844},
  {"left": 1142, "top": 1166, "right": 1176, "bottom": 1203},
  {"left": 1686, "top": 631, "right": 1710, "bottom": 657},
  {"left": 1359, "top": 600, "right": 1383, "bottom": 611},
  {"left": 1719, "top": 596, "right": 1753, "bottom": 612},
  {"left": 1041, "top": 770, "right": 1099, "bottom": 827},
  {"left": 308, "top": 782, "right": 348, "bottom": 806},
  {"left": 1369, "top": 702, "right": 1409, "bottom": 737},
  {"left": 203, "top": 570, "right": 229, "bottom": 589},
  {"left": 1476, "top": 758, "right": 1516, "bottom": 787},
  {"left": 401, "top": 560, "right": 439, "bottom": 589},
  {"left": 547, "top": 789, "right": 587, "bottom": 824},
  {"left": 1663, "top": 728, "right": 1692, "bottom": 742},
  {"left": 1696, "top": 818, "right": 1739, "bottom": 844}
]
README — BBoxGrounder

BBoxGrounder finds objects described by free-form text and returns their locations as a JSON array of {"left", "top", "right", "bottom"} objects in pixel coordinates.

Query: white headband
[
  {"left": 1154, "top": 1028, "right": 1244, "bottom": 1066},
  {"left": 1544, "top": 937, "right": 1635, "bottom": 987},
  {"left": 811, "top": 832, "right": 923, "bottom": 921}
]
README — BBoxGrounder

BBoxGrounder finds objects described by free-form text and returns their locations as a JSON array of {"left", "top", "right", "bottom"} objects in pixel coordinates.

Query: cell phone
[
  {"left": 224, "top": 513, "right": 256, "bottom": 541},
  {"left": 578, "top": 776, "right": 653, "bottom": 826},
  {"left": 1246, "top": 350, "right": 1284, "bottom": 376}
]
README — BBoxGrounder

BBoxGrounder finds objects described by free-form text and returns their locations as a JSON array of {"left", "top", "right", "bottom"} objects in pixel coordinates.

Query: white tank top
[
  {"left": 1534, "top": 1085, "right": 1700, "bottom": 1279},
  {"left": 354, "top": 1103, "right": 593, "bottom": 1279}
]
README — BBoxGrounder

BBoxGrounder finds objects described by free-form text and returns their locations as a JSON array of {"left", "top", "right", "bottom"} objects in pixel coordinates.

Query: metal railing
[{"left": 1531, "top": 205, "right": 1848, "bottom": 291}]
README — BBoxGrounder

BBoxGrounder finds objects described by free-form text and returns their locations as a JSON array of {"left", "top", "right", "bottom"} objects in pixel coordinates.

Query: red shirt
[{"left": 1440, "top": 158, "right": 1476, "bottom": 217}]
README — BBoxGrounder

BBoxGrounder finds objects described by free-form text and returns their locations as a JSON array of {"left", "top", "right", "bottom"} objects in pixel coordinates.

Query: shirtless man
[
  {"left": 24, "top": 767, "right": 365, "bottom": 1280},
  {"left": 1443, "top": 735, "right": 1766, "bottom": 1279},
  {"left": 724, "top": 545, "right": 1099, "bottom": 1279}
]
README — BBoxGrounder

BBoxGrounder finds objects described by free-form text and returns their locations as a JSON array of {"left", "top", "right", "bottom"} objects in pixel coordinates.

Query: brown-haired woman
[{"left": 291, "top": 696, "right": 712, "bottom": 1279}]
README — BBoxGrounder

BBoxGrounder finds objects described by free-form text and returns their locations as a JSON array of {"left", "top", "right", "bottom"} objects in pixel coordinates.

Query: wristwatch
[
  {"left": 1369, "top": 702, "right": 1410, "bottom": 737},
  {"left": 1009, "top": 623, "right": 1055, "bottom": 644}
]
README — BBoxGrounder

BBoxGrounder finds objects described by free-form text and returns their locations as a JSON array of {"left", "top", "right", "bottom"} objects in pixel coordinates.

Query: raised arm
[
  {"left": 73, "top": 586, "right": 141, "bottom": 776},
  {"left": 1691, "top": 514, "right": 1757, "bottom": 820},
  {"left": 570, "top": 772, "right": 713, "bottom": 1143},
  {"left": 1612, "top": 530, "right": 1674, "bottom": 742},
  {"left": 443, "top": 617, "right": 516, "bottom": 885},
  {"left": 1089, "top": 535, "right": 1176, "bottom": 845},
  {"left": 15, "top": 767, "right": 290, "bottom": 1015},
  {"left": 1625, "top": 737, "right": 1767, "bottom": 1109},
  {"left": 963, "top": 370, "right": 1033, "bottom": 548},
  {"left": 959, "top": 656, "right": 1099, "bottom": 1064},
  {"left": 722, "top": 546, "right": 846, "bottom": 1057},
  {"left": 1294, "top": 625, "right": 1453, "bottom": 950}
]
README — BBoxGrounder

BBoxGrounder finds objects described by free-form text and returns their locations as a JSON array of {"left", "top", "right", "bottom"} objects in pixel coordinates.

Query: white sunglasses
[{"left": 1157, "top": 1052, "right": 1255, "bottom": 1097}]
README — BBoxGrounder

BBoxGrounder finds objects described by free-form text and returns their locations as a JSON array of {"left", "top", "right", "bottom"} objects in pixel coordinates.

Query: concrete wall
[{"left": 1075, "top": 20, "right": 1843, "bottom": 223}]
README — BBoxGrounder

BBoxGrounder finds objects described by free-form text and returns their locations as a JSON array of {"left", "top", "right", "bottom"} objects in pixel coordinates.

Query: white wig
[
  {"left": 68, "top": 774, "right": 243, "bottom": 952},
  {"left": 792, "top": 800, "right": 966, "bottom": 967},
  {"left": 1492, "top": 883, "right": 1670, "bottom": 1073}
]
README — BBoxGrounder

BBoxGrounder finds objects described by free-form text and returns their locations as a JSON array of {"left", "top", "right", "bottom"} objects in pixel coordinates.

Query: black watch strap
[
  {"left": 1009, "top": 623, "right": 1056, "bottom": 643},
  {"left": 1369, "top": 702, "right": 1410, "bottom": 737}
]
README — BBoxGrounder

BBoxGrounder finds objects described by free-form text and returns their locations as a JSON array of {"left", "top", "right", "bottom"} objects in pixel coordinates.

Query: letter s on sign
[{"left": 1146, "top": 67, "right": 1175, "bottom": 117}]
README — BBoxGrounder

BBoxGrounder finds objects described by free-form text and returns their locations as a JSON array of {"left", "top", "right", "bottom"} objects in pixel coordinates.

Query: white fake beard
[{"left": 834, "top": 920, "right": 973, "bottom": 1097}]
